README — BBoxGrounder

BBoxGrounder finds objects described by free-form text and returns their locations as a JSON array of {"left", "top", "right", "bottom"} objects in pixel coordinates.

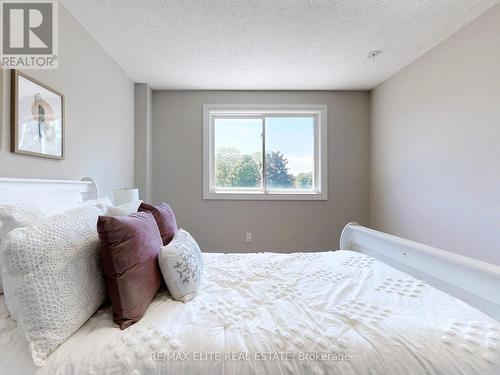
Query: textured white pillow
[
  {"left": 0, "top": 295, "right": 9, "bottom": 320},
  {"left": 0, "top": 192, "right": 84, "bottom": 296},
  {"left": 0, "top": 205, "right": 47, "bottom": 238},
  {"left": 158, "top": 229, "right": 203, "bottom": 302},
  {"left": 0, "top": 206, "right": 106, "bottom": 365},
  {"left": 0, "top": 205, "right": 47, "bottom": 295}
]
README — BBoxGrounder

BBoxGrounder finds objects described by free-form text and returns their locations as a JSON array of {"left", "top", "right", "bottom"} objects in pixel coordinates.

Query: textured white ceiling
[{"left": 61, "top": 0, "right": 498, "bottom": 90}]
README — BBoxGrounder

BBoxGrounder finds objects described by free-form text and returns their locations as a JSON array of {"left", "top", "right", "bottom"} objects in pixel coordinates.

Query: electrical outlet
[{"left": 245, "top": 232, "right": 252, "bottom": 243}]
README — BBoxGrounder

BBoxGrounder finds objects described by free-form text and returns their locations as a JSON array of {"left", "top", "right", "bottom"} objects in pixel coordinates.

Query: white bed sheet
[{"left": 0, "top": 250, "right": 498, "bottom": 375}]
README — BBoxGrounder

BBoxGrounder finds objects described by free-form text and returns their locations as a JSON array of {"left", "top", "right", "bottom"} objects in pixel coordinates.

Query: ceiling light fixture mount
[{"left": 368, "top": 50, "right": 383, "bottom": 61}]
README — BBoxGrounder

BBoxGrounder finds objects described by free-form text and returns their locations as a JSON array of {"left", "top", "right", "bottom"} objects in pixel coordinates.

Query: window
[{"left": 203, "top": 105, "right": 327, "bottom": 200}]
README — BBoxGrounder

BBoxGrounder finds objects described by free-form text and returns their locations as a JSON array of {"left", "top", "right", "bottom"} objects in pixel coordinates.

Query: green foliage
[
  {"left": 229, "top": 154, "right": 261, "bottom": 187},
  {"left": 215, "top": 147, "right": 305, "bottom": 189},
  {"left": 215, "top": 147, "right": 241, "bottom": 187},
  {"left": 265, "top": 151, "right": 295, "bottom": 188},
  {"left": 296, "top": 172, "right": 313, "bottom": 188}
]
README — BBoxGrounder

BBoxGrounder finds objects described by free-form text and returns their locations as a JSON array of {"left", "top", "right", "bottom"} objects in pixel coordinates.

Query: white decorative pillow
[
  {"left": 105, "top": 200, "right": 142, "bottom": 216},
  {"left": 158, "top": 229, "right": 203, "bottom": 302},
  {"left": 0, "top": 295, "right": 9, "bottom": 320},
  {"left": 81, "top": 196, "right": 113, "bottom": 214},
  {"left": 0, "top": 206, "right": 106, "bottom": 366},
  {"left": 0, "top": 205, "right": 47, "bottom": 238},
  {"left": 0, "top": 205, "right": 47, "bottom": 295}
]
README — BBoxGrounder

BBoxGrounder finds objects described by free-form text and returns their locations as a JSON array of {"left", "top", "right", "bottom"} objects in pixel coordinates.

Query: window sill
[{"left": 203, "top": 191, "right": 328, "bottom": 201}]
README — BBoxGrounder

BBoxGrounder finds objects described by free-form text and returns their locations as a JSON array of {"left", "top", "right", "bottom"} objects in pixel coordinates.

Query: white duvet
[{"left": 0, "top": 250, "right": 498, "bottom": 375}]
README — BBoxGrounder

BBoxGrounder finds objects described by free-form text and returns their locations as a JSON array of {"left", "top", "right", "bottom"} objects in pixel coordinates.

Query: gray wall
[
  {"left": 152, "top": 91, "right": 370, "bottom": 252},
  {"left": 0, "top": 5, "right": 134, "bottom": 197},
  {"left": 370, "top": 4, "right": 500, "bottom": 265},
  {"left": 134, "top": 83, "right": 153, "bottom": 202}
]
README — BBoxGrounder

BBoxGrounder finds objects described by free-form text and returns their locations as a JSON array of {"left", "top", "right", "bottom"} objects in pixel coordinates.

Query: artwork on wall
[{"left": 10, "top": 70, "right": 64, "bottom": 159}]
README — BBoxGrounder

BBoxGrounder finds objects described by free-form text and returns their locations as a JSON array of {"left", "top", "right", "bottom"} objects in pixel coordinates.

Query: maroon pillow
[
  {"left": 97, "top": 212, "right": 162, "bottom": 330},
  {"left": 138, "top": 202, "right": 178, "bottom": 245}
]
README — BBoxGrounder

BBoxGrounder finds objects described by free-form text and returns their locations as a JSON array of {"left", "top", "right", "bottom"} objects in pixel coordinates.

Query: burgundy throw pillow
[
  {"left": 138, "top": 202, "right": 178, "bottom": 245},
  {"left": 97, "top": 211, "right": 162, "bottom": 329}
]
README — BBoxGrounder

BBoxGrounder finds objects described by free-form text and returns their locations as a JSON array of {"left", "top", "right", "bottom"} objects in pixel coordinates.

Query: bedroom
[{"left": 0, "top": 0, "right": 499, "bottom": 374}]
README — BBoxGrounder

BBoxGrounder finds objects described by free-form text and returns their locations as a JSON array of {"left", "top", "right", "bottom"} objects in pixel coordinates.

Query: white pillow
[
  {"left": 82, "top": 197, "right": 141, "bottom": 216},
  {"left": 0, "top": 205, "right": 47, "bottom": 238},
  {"left": 81, "top": 196, "right": 113, "bottom": 214},
  {"left": 105, "top": 200, "right": 142, "bottom": 216},
  {"left": 0, "top": 206, "right": 106, "bottom": 366},
  {"left": 0, "top": 295, "right": 9, "bottom": 320},
  {"left": 158, "top": 229, "right": 203, "bottom": 302},
  {"left": 0, "top": 205, "right": 48, "bottom": 295}
]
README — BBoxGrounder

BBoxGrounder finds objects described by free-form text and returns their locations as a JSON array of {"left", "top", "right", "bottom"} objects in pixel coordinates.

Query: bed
[{"left": 0, "top": 177, "right": 499, "bottom": 375}]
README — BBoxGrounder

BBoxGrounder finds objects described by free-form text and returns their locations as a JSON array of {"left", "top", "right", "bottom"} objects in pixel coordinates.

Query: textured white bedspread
[{"left": 0, "top": 250, "right": 498, "bottom": 375}]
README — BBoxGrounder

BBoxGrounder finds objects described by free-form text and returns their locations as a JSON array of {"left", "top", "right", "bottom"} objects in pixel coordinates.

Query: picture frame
[{"left": 10, "top": 70, "right": 64, "bottom": 159}]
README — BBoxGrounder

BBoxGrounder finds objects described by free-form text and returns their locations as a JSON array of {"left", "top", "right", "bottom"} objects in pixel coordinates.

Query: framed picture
[{"left": 11, "top": 70, "right": 64, "bottom": 159}]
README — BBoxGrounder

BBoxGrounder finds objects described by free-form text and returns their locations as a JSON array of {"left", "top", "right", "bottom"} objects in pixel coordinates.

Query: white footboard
[{"left": 340, "top": 222, "right": 500, "bottom": 321}]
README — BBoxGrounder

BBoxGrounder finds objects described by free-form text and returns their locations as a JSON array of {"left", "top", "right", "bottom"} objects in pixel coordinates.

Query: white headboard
[
  {"left": 340, "top": 223, "right": 500, "bottom": 321},
  {"left": 0, "top": 177, "right": 99, "bottom": 202}
]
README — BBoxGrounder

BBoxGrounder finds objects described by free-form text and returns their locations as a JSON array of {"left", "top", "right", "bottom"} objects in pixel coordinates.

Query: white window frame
[{"left": 203, "top": 104, "right": 328, "bottom": 201}]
